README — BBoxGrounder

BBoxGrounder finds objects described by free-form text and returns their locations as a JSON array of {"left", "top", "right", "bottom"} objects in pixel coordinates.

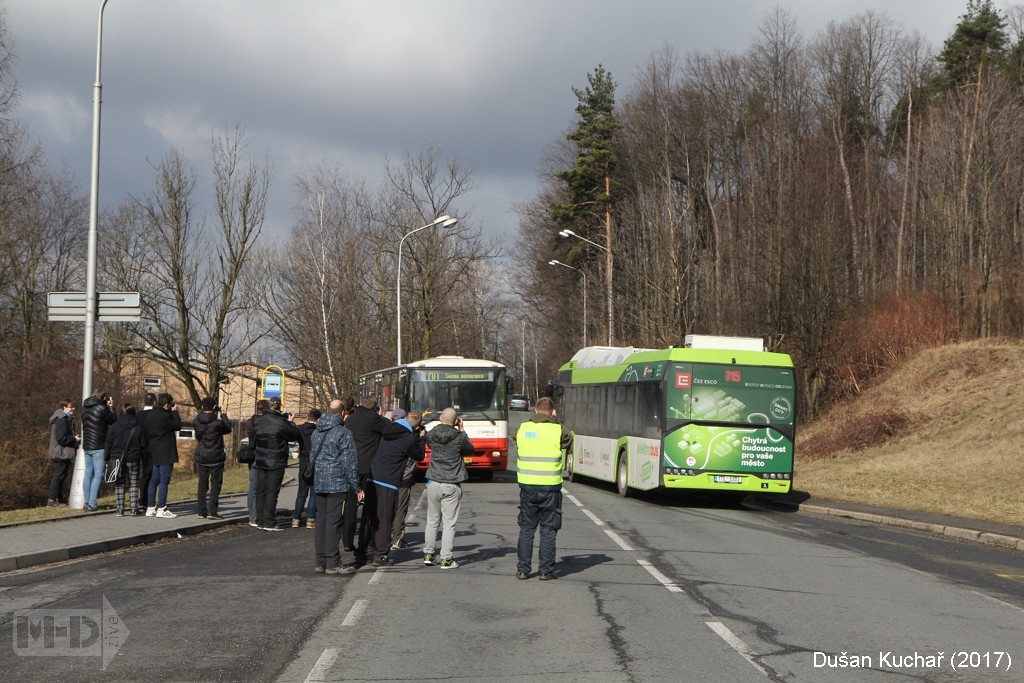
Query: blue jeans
[
  {"left": 516, "top": 488, "right": 562, "bottom": 575},
  {"left": 83, "top": 449, "right": 105, "bottom": 507},
  {"left": 293, "top": 470, "right": 317, "bottom": 521},
  {"left": 147, "top": 464, "right": 173, "bottom": 509}
]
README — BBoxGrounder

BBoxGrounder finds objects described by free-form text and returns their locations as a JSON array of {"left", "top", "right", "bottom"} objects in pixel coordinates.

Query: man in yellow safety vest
[{"left": 514, "top": 396, "right": 573, "bottom": 580}]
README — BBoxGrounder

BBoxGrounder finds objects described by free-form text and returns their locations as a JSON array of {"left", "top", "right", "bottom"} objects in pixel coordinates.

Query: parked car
[{"left": 509, "top": 394, "right": 529, "bottom": 411}]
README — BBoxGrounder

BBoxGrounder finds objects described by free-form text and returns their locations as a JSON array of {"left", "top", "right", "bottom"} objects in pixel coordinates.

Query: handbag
[
  {"left": 104, "top": 426, "right": 136, "bottom": 484},
  {"left": 236, "top": 440, "right": 255, "bottom": 464},
  {"left": 103, "top": 453, "right": 123, "bottom": 484}
]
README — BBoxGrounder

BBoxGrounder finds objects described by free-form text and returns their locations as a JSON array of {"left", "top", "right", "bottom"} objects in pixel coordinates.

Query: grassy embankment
[{"left": 797, "top": 339, "right": 1024, "bottom": 528}]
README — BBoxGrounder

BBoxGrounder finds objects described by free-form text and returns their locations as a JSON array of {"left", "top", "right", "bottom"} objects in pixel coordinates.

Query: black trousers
[
  {"left": 197, "top": 464, "right": 224, "bottom": 516},
  {"left": 137, "top": 452, "right": 153, "bottom": 508},
  {"left": 340, "top": 489, "right": 359, "bottom": 550},
  {"left": 356, "top": 473, "right": 378, "bottom": 557},
  {"left": 373, "top": 485, "right": 399, "bottom": 560},
  {"left": 314, "top": 493, "right": 344, "bottom": 569},
  {"left": 255, "top": 467, "right": 285, "bottom": 528},
  {"left": 48, "top": 460, "right": 72, "bottom": 501},
  {"left": 517, "top": 488, "right": 563, "bottom": 575}
]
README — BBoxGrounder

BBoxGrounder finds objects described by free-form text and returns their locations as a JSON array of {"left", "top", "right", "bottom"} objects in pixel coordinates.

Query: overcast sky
[{"left": 7, "top": 0, "right": 973, "bottom": 242}]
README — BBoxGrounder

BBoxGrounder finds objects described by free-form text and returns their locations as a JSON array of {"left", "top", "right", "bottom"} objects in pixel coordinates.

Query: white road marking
[
  {"left": 604, "top": 529, "right": 634, "bottom": 552},
  {"left": 341, "top": 599, "right": 368, "bottom": 626},
  {"left": 304, "top": 647, "right": 339, "bottom": 682},
  {"left": 636, "top": 558, "right": 684, "bottom": 592},
  {"left": 581, "top": 508, "right": 605, "bottom": 526},
  {"left": 575, "top": 490, "right": 763, "bottom": 674},
  {"left": 706, "top": 621, "right": 768, "bottom": 676}
]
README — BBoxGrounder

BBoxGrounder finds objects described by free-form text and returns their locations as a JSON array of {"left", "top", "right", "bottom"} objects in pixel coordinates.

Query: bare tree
[{"left": 111, "top": 129, "right": 269, "bottom": 408}]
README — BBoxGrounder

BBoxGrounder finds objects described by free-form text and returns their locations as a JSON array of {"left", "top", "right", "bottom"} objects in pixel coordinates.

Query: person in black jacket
[
  {"left": 47, "top": 399, "right": 80, "bottom": 506},
  {"left": 145, "top": 393, "right": 182, "bottom": 519},
  {"left": 193, "top": 397, "right": 232, "bottom": 519},
  {"left": 106, "top": 403, "right": 148, "bottom": 516},
  {"left": 81, "top": 390, "right": 117, "bottom": 511},
  {"left": 369, "top": 411, "right": 425, "bottom": 566},
  {"left": 344, "top": 397, "right": 408, "bottom": 563},
  {"left": 137, "top": 392, "right": 157, "bottom": 510},
  {"left": 253, "top": 401, "right": 301, "bottom": 530},
  {"left": 292, "top": 409, "right": 322, "bottom": 529}
]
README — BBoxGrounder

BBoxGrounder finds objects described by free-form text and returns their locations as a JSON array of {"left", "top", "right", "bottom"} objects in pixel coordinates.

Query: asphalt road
[{"left": 0, "top": 411, "right": 1021, "bottom": 682}]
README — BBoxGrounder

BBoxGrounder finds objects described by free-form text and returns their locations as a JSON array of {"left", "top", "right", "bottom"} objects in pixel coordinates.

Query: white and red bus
[{"left": 358, "top": 356, "right": 510, "bottom": 480}]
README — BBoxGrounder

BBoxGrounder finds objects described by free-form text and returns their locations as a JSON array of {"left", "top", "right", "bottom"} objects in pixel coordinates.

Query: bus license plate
[
  {"left": 714, "top": 475, "right": 742, "bottom": 484},
  {"left": 463, "top": 457, "right": 473, "bottom": 464}
]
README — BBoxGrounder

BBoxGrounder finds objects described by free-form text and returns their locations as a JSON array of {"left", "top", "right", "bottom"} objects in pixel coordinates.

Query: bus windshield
[{"left": 408, "top": 367, "right": 508, "bottom": 423}]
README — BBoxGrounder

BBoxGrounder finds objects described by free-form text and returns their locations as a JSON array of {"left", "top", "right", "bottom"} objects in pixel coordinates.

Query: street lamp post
[
  {"left": 69, "top": 0, "right": 111, "bottom": 511},
  {"left": 83, "top": 0, "right": 111, "bottom": 401},
  {"left": 558, "top": 228, "right": 612, "bottom": 345},
  {"left": 396, "top": 215, "right": 458, "bottom": 365},
  {"left": 548, "top": 259, "right": 587, "bottom": 348}
]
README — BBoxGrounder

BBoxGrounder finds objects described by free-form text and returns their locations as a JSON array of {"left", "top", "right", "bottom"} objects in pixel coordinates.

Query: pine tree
[
  {"left": 550, "top": 65, "right": 621, "bottom": 344},
  {"left": 934, "top": 0, "right": 1009, "bottom": 90}
]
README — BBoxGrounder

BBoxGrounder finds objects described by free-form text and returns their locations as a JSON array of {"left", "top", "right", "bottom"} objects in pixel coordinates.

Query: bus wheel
[
  {"left": 565, "top": 455, "right": 577, "bottom": 483},
  {"left": 616, "top": 454, "right": 630, "bottom": 497}
]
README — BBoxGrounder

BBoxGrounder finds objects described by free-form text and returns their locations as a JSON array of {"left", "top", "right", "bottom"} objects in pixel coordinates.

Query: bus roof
[
  {"left": 360, "top": 357, "right": 506, "bottom": 376},
  {"left": 558, "top": 345, "right": 793, "bottom": 383}
]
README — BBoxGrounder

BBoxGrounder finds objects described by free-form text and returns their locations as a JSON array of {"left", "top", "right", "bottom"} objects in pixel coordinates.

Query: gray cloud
[{"left": 7, "top": 0, "right": 966, "bottom": 239}]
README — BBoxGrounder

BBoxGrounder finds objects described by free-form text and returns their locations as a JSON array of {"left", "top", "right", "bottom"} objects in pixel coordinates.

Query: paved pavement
[{"left": 1, "top": 483, "right": 1021, "bottom": 572}]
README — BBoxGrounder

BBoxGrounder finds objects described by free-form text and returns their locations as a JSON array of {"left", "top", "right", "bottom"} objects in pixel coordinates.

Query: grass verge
[{"left": 0, "top": 464, "right": 259, "bottom": 525}]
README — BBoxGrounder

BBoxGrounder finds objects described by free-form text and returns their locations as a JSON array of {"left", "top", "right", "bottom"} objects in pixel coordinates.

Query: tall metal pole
[
  {"left": 396, "top": 216, "right": 455, "bottom": 366},
  {"left": 83, "top": 0, "right": 110, "bottom": 400},
  {"left": 548, "top": 260, "right": 586, "bottom": 347},
  {"left": 70, "top": 0, "right": 110, "bottom": 510}
]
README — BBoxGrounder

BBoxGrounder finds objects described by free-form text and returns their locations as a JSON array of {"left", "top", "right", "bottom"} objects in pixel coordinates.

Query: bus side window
[{"left": 635, "top": 383, "right": 661, "bottom": 439}]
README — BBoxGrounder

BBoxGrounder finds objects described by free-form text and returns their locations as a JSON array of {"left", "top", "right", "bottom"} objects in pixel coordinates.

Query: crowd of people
[{"left": 45, "top": 391, "right": 573, "bottom": 579}]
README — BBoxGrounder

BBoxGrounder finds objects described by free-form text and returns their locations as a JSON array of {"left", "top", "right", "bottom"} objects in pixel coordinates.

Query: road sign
[{"left": 47, "top": 291, "right": 142, "bottom": 322}]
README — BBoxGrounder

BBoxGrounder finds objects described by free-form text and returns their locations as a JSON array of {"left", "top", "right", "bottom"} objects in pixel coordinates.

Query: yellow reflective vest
[{"left": 515, "top": 420, "right": 564, "bottom": 486}]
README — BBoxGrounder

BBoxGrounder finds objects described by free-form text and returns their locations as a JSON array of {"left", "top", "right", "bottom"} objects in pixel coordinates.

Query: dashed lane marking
[
  {"left": 304, "top": 647, "right": 339, "bottom": 683},
  {"left": 341, "top": 598, "right": 368, "bottom": 626},
  {"left": 572, "top": 486, "right": 763, "bottom": 675},
  {"left": 706, "top": 621, "right": 768, "bottom": 676}
]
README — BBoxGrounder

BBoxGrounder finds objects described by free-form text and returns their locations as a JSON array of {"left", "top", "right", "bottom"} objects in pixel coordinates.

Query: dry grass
[
  {"left": 0, "top": 464, "right": 256, "bottom": 525},
  {"left": 797, "top": 339, "right": 1024, "bottom": 527}
]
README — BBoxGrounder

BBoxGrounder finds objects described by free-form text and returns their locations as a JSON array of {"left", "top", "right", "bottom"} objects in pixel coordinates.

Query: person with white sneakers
[
  {"left": 422, "top": 408, "right": 474, "bottom": 570},
  {"left": 145, "top": 393, "right": 181, "bottom": 519}
]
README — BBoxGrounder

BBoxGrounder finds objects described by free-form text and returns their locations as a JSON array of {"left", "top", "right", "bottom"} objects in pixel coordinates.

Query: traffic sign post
[
  {"left": 48, "top": 290, "right": 141, "bottom": 509},
  {"left": 47, "top": 292, "right": 142, "bottom": 322}
]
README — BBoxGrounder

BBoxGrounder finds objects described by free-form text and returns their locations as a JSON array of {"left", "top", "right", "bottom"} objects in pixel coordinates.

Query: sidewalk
[
  {"left": 793, "top": 498, "right": 1024, "bottom": 551},
  {"left": 0, "top": 474, "right": 302, "bottom": 572},
  {"left": 1, "top": 485, "right": 1021, "bottom": 572}
]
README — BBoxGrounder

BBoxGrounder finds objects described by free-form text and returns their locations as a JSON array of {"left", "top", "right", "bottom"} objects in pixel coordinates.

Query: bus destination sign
[{"left": 419, "top": 370, "right": 494, "bottom": 382}]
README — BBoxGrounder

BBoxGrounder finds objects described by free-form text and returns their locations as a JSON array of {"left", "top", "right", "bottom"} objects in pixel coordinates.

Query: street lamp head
[
  {"left": 548, "top": 260, "right": 559, "bottom": 266},
  {"left": 441, "top": 218, "right": 458, "bottom": 228},
  {"left": 432, "top": 215, "right": 451, "bottom": 225},
  {"left": 558, "top": 229, "right": 574, "bottom": 237}
]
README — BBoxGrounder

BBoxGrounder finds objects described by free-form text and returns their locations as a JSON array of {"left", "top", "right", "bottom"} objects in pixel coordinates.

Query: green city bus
[{"left": 553, "top": 336, "right": 795, "bottom": 497}]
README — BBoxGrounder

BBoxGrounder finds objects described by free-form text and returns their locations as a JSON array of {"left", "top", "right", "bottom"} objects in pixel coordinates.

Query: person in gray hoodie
[
  {"left": 422, "top": 407, "right": 474, "bottom": 569},
  {"left": 47, "top": 399, "right": 79, "bottom": 506}
]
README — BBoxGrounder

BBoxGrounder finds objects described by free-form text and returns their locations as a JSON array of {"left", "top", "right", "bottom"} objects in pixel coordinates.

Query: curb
[
  {"left": 797, "top": 503, "right": 1024, "bottom": 552},
  {"left": 0, "top": 516, "right": 247, "bottom": 572}
]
